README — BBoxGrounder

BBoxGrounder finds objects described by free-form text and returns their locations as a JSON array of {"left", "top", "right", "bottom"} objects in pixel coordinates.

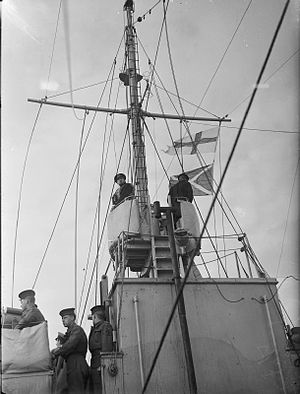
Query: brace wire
[
  {"left": 11, "top": 104, "right": 43, "bottom": 306},
  {"left": 45, "top": 0, "right": 63, "bottom": 99},
  {"left": 32, "top": 58, "right": 117, "bottom": 289}
]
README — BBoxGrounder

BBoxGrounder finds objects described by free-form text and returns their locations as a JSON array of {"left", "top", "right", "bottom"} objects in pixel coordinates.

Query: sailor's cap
[
  {"left": 18, "top": 289, "right": 35, "bottom": 299},
  {"left": 59, "top": 308, "right": 76, "bottom": 317},
  {"left": 177, "top": 172, "right": 189, "bottom": 180},
  {"left": 114, "top": 173, "right": 126, "bottom": 183},
  {"left": 90, "top": 305, "right": 105, "bottom": 315},
  {"left": 55, "top": 332, "right": 65, "bottom": 341}
]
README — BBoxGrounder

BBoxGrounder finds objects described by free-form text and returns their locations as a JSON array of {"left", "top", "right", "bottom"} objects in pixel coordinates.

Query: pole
[
  {"left": 165, "top": 209, "right": 198, "bottom": 394},
  {"left": 133, "top": 295, "right": 145, "bottom": 387},
  {"left": 263, "top": 296, "right": 287, "bottom": 394},
  {"left": 27, "top": 98, "right": 231, "bottom": 123},
  {"left": 125, "top": 4, "right": 149, "bottom": 210}
]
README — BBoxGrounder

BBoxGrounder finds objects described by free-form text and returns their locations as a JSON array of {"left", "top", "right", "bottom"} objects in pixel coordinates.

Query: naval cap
[
  {"left": 18, "top": 289, "right": 35, "bottom": 299},
  {"left": 114, "top": 173, "right": 126, "bottom": 183},
  {"left": 177, "top": 172, "right": 189, "bottom": 180},
  {"left": 59, "top": 308, "right": 76, "bottom": 317},
  {"left": 90, "top": 305, "right": 105, "bottom": 315}
]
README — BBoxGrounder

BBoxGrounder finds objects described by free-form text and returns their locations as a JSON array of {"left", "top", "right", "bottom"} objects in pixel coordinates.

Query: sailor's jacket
[
  {"left": 14, "top": 305, "right": 45, "bottom": 330},
  {"left": 88, "top": 320, "right": 113, "bottom": 368}
]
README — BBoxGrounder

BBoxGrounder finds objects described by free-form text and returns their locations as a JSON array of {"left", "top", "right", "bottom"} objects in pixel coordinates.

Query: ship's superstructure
[
  {"left": 101, "top": 2, "right": 300, "bottom": 393},
  {"left": 2, "top": 1, "right": 299, "bottom": 394}
]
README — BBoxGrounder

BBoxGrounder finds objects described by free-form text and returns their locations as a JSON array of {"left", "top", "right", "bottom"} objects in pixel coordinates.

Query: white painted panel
[
  {"left": 107, "top": 199, "right": 140, "bottom": 243},
  {"left": 108, "top": 279, "right": 299, "bottom": 394},
  {"left": 180, "top": 201, "right": 200, "bottom": 237}
]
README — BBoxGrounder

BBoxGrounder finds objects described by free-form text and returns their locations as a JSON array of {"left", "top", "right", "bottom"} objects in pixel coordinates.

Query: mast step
[
  {"left": 127, "top": 258, "right": 147, "bottom": 271},
  {"left": 156, "top": 258, "right": 172, "bottom": 266},
  {"left": 156, "top": 270, "right": 174, "bottom": 278}
]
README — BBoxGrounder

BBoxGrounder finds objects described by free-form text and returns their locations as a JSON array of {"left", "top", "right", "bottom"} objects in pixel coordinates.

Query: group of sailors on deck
[{"left": 15, "top": 289, "right": 113, "bottom": 394}]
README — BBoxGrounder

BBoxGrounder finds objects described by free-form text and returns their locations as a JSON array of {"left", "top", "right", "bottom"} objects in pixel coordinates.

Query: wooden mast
[{"left": 124, "top": 1, "right": 150, "bottom": 217}]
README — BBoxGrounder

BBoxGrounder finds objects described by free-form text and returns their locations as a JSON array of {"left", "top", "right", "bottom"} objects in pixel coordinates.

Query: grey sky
[{"left": 2, "top": 0, "right": 299, "bottom": 345}]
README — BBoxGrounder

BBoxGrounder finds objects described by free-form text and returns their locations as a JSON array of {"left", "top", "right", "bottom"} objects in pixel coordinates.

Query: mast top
[{"left": 124, "top": 0, "right": 134, "bottom": 11}]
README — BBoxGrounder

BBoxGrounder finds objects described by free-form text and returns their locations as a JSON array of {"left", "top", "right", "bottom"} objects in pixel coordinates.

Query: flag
[
  {"left": 163, "top": 127, "right": 218, "bottom": 155},
  {"left": 170, "top": 164, "right": 214, "bottom": 196}
]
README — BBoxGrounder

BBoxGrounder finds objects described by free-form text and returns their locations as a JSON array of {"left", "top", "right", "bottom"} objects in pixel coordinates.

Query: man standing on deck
[
  {"left": 88, "top": 305, "right": 113, "bottom": 394},
  {"left": 52, "top": 308, "right": 89, "bottom": 394},
  {"left": 52, "top": 332, "right": 68, "bottom": 394},
  {"left": 14, "top": 289, "right": 45, "bottom": 330},
  {"left": 168, "top": 172, "right": 194, "bottom": 226},
  {"left": 112, "top": 173, "right": 134, "bottom": 207}
]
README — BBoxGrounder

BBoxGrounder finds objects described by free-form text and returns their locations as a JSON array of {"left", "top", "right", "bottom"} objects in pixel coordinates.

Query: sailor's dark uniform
[
  {"left": 53, "top": 355, "right": 68, "bottom": 394},
  {"left": 112, "top": 182, "right": 134, "bottom": 206},
  {"left": 56, "top": 322, "right": 89, "bottom": 394},
  {"left": 14, "top": 305, "right": 45, "bottom": 330},
  {"left": 88, "top": 320, "right": 113, "bottom": 393},
  {"left": 168, "top": 179, "right": 193, "bottom": 224}
]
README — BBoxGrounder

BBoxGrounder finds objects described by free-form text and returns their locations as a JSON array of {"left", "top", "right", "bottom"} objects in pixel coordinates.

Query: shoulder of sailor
[
  {"left": 101, "top": 321, "right": 112, "bottom": 335},
  {"left": 23, "top": 306, "right": 35, "bottom": 316},
  {"left": 94, "top": 320, "right": 112, "bottom": 333},
  {"left": 67, "top": 322, "right": 80, "bottom": 334}
]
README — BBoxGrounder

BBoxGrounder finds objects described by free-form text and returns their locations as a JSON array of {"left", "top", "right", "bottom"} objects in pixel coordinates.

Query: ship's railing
[
  {"left": 109, "top": 228, "right": 267, "bottom": 280},
  {"left": 109, "top": 230, "right": 151, "bottom": 275},
  {"left": 151, "top": 203, "right": 267, "bottom": 279},
  {"left": 191, "top": 234, "right": 266, "bottom": 279}
]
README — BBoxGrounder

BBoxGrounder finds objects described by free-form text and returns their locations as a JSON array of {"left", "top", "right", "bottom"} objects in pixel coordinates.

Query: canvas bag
[{"left": 2, "top": 321, "right": 52, "bottom": 374}]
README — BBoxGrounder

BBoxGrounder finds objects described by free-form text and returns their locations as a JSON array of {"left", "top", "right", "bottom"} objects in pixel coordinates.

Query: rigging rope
[
  {"left": 45, "top": 0, "right": 63, "bottom": 99},
  {"left": 79, "top": 119, "right": 131, "bottom": 325},
  {"left": 163, "top": 0, "right": 192, "bottom": 147},
  {"left": 252, "top": 275, "right": 300, "bottom": 305},
  {"left": 32, "top": 58, "right": 118, "bottom": 289},
  {"left": 46, "top": 78, "right": 120, "bottom": 100},
  {"left": 143, "top": 0, "right": 170, "bottom": 112},
  {"left": 142, "top": 1, "right": 290, "bottom": 390},
  {"left": 235, "top": 253, "right": 250, "bottom": 278},
  {"left": 190, "top": 121, "right": 299, "bottom": 134},
  {"left": 279, "top": 298, "right": 296, "bottom": 327},
  {"left": 251, "top": 274, "right": 300, "bottom": 360},
  {"left": 137, "top": 35, "right": 221, "bottom": 118},
  {"left": 80, "top": 111, "right": 142, "bottom": 324},
  {"left": 134, "top": 0, "right": 162, "bottom": 25},
  {"left": 227, "top": 48, "right": 300, "bottom": 116},
  {"left": 151, "top": 73, "right": 183, "bottom": 168},
  {"left": 196, "top": 251, "right": 237, "bottom": 266},
  {"left": 11, "top": 104, "right": 43, "bottom": 306},
  {"left": 194, "top": 201, "right": 229, "bottom": 277},
  {"left": 193, "top": 0, "right": 253, "bottom": 115},
  {"left": 152, "top": 82, "right": 219, "bottom": 118},
  {"left": 62, "top": 0, "right": 84, "bottom": 121},
  {"left": 199, "top": 253, "right": 211, "bottom": 277},
  {"left": 74, "top": 110, "right": 87, "bottom": 311},
  {"left": 95, "top": 58, "right": 117, "bottom": 305},
  {"left": 77, "top": 195, "right": 98, "bottom": 318},
  {"left": 142, "top": 118, "right": 169, "bottom": 180},
  {"left": 217, "top": 125, "right": 228, "bottom": 272},
  {"left": 275, "top": 158, "right": 299, "bottom": 277}
]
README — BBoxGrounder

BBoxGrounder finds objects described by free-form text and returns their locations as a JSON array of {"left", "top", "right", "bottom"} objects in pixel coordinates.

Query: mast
[
  {"left": 124, "top": 1, "right": 149, "bottom": 212},
  {"left": 124, "top": 4, "right": 198, "bottom": 391}
]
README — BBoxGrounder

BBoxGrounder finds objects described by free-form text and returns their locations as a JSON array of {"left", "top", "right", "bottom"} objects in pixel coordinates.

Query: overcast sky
[{"left": 2, "top": 0, "right": 299, "bottom": 346}]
